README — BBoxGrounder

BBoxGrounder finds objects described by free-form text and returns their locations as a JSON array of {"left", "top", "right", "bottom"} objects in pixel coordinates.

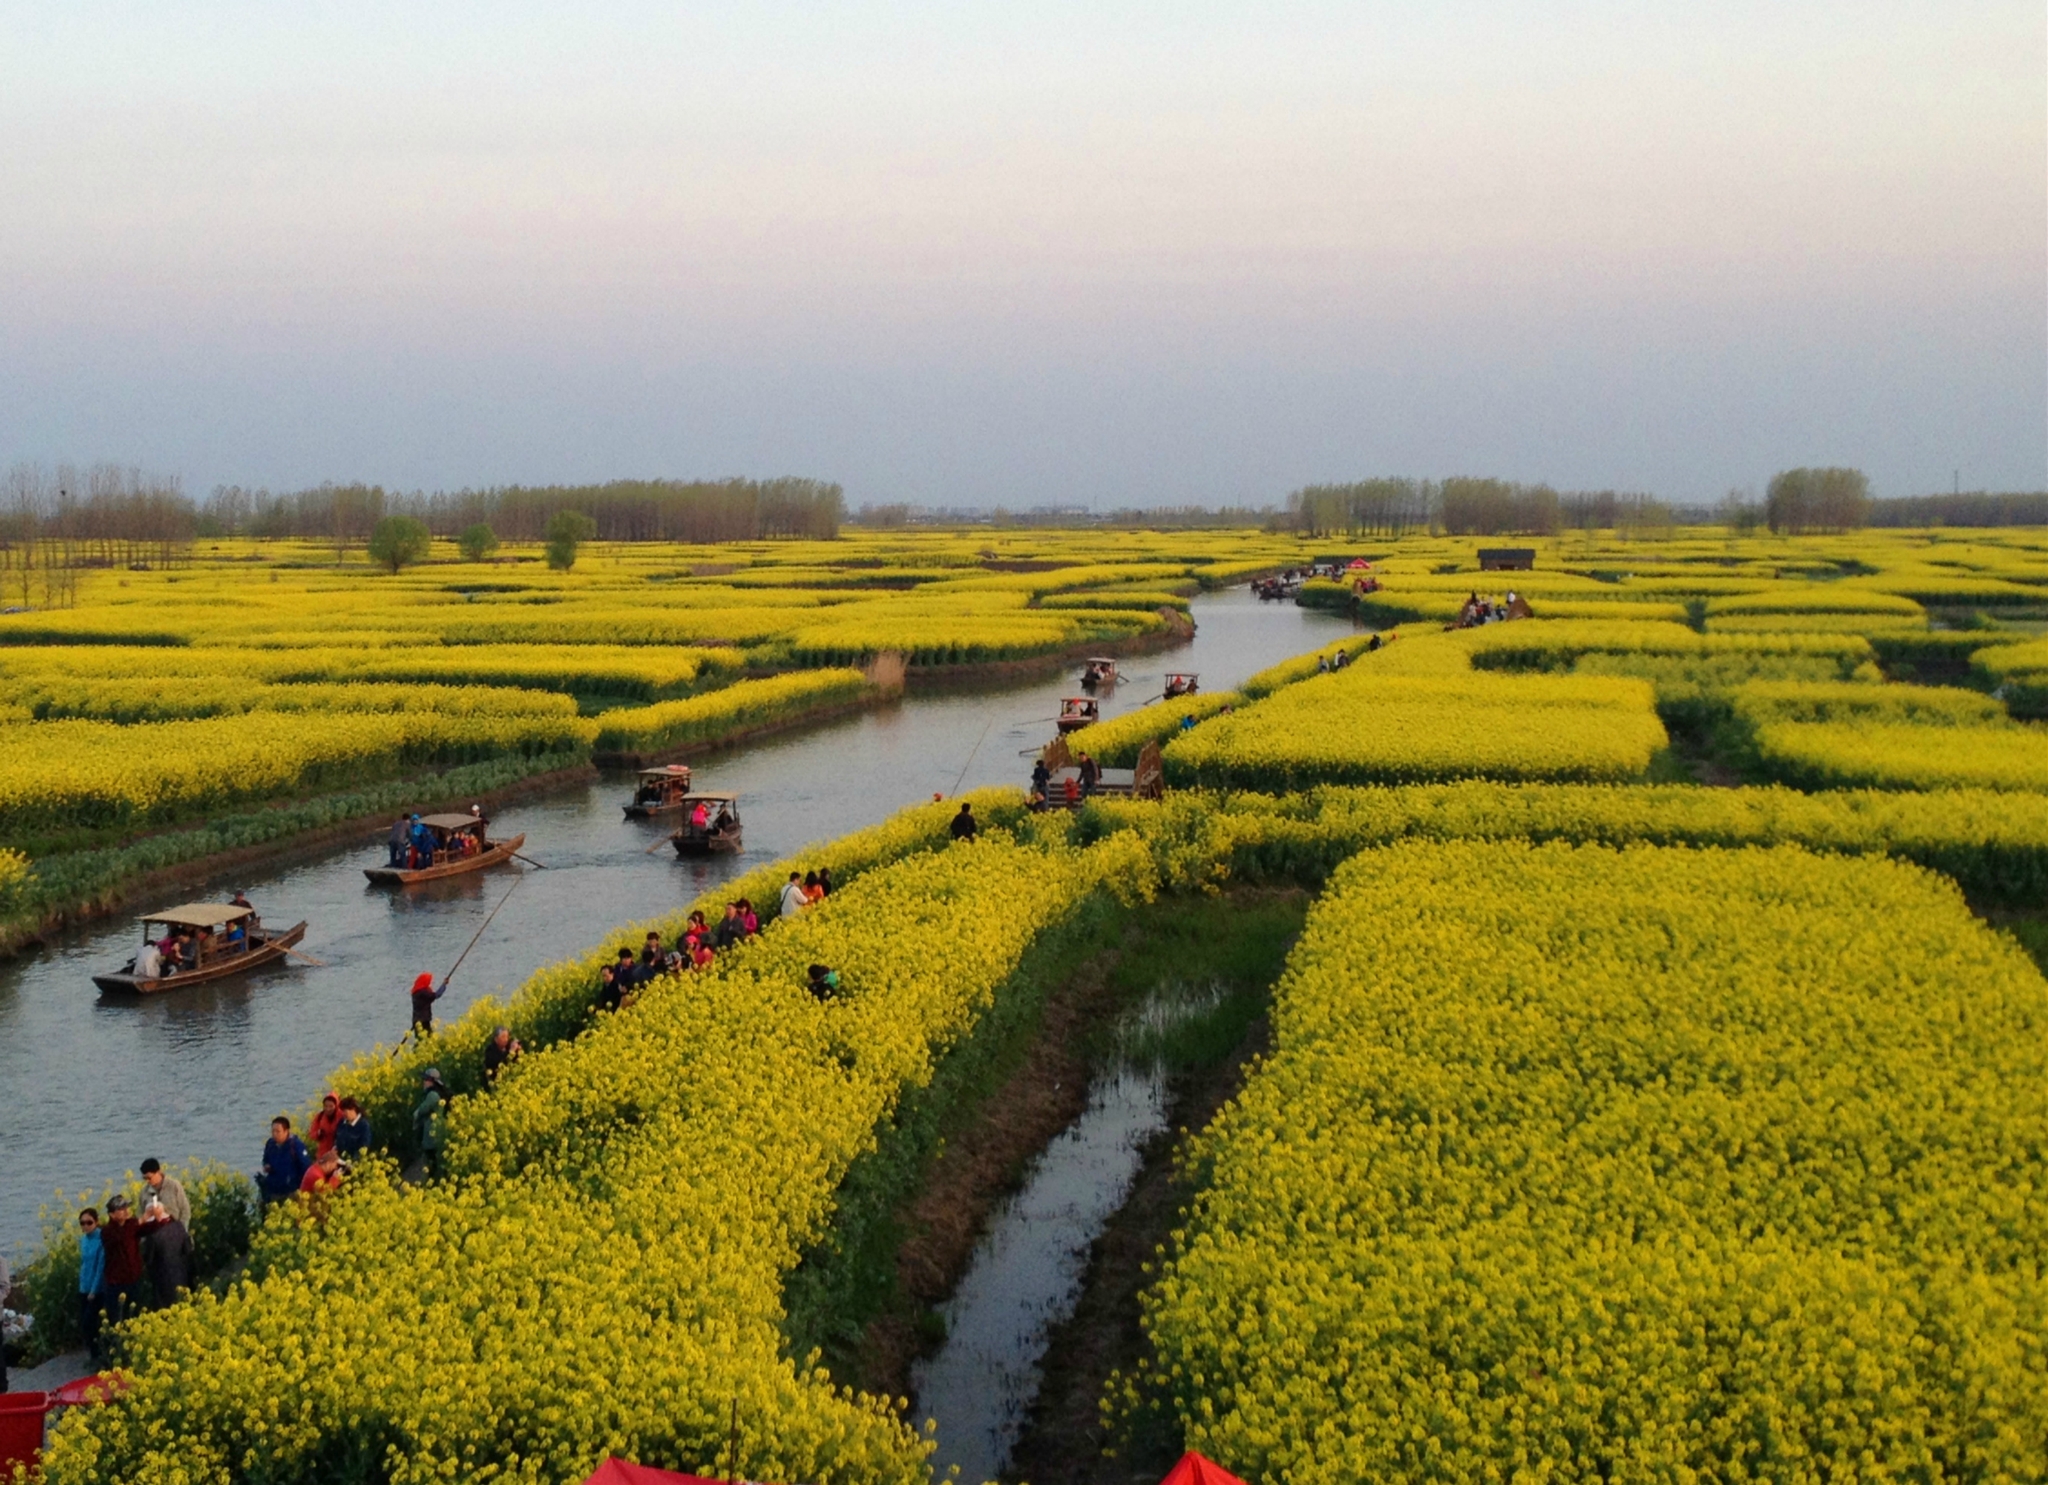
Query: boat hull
[
  {"left": 94, "top": 921, "right": 309, "bottom": 994},
  {"left": 672, "top": 830, "right": 743, "bottom": 856},
  {"left": 623, "top": 801, "right": 688, "bottom": 820},
  {"left": 364, "top": 833, "right": 526, "bottom": 885}
]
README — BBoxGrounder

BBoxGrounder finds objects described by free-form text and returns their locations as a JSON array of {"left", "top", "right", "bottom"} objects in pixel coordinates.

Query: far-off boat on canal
[
  {"left": 623, "top": 763, "right": 695, "bottom": 819},
  {"left": 670, "top": 793, "right": 743, "bottom": 856},
  {"left": 93, "top": 902, "right": 308, "bottom": 994},
  {"left": 366, "top": 813, "right": 526, "bottom": 885}
]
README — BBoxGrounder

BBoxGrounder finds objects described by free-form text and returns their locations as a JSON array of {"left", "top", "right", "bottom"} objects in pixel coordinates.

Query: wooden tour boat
[
  {"left": 1163, "top": 671, "right": 1199, "bottom": 699},
  {"left": 1039, "top": 739, "right": 1165, "bottom": 807},
  {"left": 623, "top": 763, "right": 695, "bottom": 819},
  {"left": 365, "top": 814, "right": 526, "bottom": 885},
  {"left": 93, "top": 903, "right": 308, "bottom": 994},
  {"left": 1056, "top": 696, "right": 1100, "bottom": 734},
  {"left": 1080, "top": 656, "right": 1118, "bottom": 690},
  {"left": 671, "top": 792, "right": 743, "bottom": 856}
]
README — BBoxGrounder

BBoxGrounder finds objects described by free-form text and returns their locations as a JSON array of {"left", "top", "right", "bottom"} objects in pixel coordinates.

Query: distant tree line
[
  {"left": 3, "top": 462, "right": 197, "bottom": 607},
  {"left": 1286, "top": 478, "right": 1687, "bottom": 537},
  {"left": 1867, "top": 492, "right": 2048, "bottom": 527},
  {"left": 203, "top": 477, "right": 845, "bottom": 545}
]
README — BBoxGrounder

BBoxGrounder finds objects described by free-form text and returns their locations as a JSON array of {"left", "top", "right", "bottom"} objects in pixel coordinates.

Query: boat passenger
[
  {"left": 135, "top": 939, "right": 165, "bottom": 980},
  {"left": 691, "top": 799, "right": 711, "bottom": 831},
  {"left": 388, "top": 815, "right": 410, "bottom": 867}
]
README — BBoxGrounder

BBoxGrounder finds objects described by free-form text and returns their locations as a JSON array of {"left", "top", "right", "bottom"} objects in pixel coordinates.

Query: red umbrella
[
  {"left": 1159, "top": 1453, "right": 1251, "bottom": 1485},
  {"left": 582, "top": 1461, "right": 744, "bottom": 1485}
]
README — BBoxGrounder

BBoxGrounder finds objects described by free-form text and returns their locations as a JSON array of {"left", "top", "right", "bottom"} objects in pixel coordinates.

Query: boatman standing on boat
[{"left": 409, "top": 972, "right": 446, "bottom": 1036}]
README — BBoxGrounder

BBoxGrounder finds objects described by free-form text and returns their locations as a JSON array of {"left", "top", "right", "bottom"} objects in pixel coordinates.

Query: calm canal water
[{"left": 0, "top": 587, "right": 1350, "bottom": 1259}]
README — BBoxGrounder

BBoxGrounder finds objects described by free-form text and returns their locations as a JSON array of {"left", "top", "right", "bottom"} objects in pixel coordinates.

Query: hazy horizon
[{"left": 3, "top": 2, "right": 2043, "bottom": 507}]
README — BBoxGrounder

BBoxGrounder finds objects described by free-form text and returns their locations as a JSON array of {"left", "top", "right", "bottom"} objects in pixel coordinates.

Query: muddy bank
[{"left": 1007, "top": 1014, "right": 1273, "bottom": 1485}]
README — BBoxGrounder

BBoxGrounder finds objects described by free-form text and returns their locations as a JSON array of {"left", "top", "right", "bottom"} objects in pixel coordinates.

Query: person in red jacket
[
  {"left": 308, "top": 1091, "right": 343, "bottom": 1156},
  {"left": 99, "top": 1194, "right": 147, "bottom": 1330}
]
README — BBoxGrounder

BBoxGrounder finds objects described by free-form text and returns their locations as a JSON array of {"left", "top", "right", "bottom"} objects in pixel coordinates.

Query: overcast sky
[{"left": 2, "top": 1, "right": 2042, "bottom": 507}]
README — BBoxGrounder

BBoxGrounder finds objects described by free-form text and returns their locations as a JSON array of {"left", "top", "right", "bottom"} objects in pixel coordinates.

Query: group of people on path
[
  {"left": 258, "top": 1094, "right": 373, "bottom": 1210},
  {"left": 36, "top": 1159, "right": 199, "bottom": 1371},
  {"left": 1452, "top": 592, "right": 1530, "bottom": 628}
]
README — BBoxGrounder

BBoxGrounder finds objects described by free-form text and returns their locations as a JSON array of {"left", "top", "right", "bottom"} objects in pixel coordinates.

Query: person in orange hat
[{"left": 409, "top": 972, "right": 446, "bottom": 1037}]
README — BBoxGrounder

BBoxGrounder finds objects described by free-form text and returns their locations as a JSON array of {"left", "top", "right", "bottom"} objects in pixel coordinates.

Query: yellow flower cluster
[
  {"left": 1084, "top": 779, "right": 2048, "bottom": 902},
  {"left": 1754, "top": 719, "right": 2048, "bottom": 792},
  {"left": 1165, "top": 637, "right": 1667, "bottom": 791},
  {"left": 0, "top": 708, "right": 594, "bottom": 841},
  {"left": 1062, "top": 690, "right": 1242, "bottom": 767},
  {"left": 1119, "top": 838, "right": 2048, "bottom": 1480},
  {"left": 590, "top": 669, "right": 874, "bottom": 756},
  {"left": 41, "top": 828, "right": 1152, "bottom": 1485}
]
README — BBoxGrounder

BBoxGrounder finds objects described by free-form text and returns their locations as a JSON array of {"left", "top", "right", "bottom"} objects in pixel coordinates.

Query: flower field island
[
  {"left": 0, "top": 528, "right": 1296, "bottom": 949},
  {"left": 12, "top": 522, "right": 2048, "bottom": 1485}
]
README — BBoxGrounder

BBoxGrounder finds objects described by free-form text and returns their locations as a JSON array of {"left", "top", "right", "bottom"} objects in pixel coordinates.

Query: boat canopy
[
  {"left": 1085, "top": 656, "right": 1117, "bottom": 666},
  {"left": 418, "top": 813, "right": 486, "bottom": 831},
  {"left": 637, "top": 764, "right": 692, "bottom": 781},
  {"left": 144, "top": 903, "right": 254, "bottom": 929},
  {"left": 679, "top": 792, "right": 739, "bottom": 805}
]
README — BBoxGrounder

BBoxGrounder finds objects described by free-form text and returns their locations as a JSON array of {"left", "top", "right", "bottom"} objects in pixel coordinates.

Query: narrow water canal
[{"left": 0, "top": 587, "right": 1350, "bottom": 1259}]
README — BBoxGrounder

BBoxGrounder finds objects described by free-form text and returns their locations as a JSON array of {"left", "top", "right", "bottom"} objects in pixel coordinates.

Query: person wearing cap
[
  {"left": 258, "top": 1116, "right": 311, "bottom": 1208},
  {"left": 99, "top": 1194, "right": 147, "bottom": 1330},
  {"left": 299, "top": 1146, "right": 346, "bottom": 1208},
  {"left": 413, "top": 1069, "right": 450, "bottom": 1177},
  {"left": 481, "top": 1026, "right": 522, "bottom": 1087},
  {"left": 409, "top": 972, "right": 447, "bottom": 1036},
  {"left": 139, "top": 1157, "right": 190, "bottom": 1228}
]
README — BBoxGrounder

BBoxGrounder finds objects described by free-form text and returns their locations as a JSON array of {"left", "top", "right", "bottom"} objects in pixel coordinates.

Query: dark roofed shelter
[{"left": 1478, "top": 547, "right": 1535, "bottom": 571}]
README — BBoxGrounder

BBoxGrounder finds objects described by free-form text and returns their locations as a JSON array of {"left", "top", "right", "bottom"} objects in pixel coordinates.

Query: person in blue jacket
[
  {"left": 75, "top": 1206, "right": 108, "bottom": 1364},
  {"left": 257, "top": 1116, "right": 311, "bottom": 1207}
]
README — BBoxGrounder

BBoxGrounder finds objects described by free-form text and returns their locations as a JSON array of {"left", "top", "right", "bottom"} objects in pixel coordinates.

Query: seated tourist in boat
[
  {"left": 136, "top": 938, "right": 165, "bottom": 980},
  {"left": 691, "top": 799, "right": 711, "bottom": 831}
]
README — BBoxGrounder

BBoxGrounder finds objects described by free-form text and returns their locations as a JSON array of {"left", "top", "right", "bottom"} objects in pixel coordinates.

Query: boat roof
[
  {"left": 637, "top": 764, "right": 693, "bottom": 779},
  {"left": 418, "top": 813, "right": 485, "bottom": 830},
  {"left": 1060, "top": 697, "right": 1097, "bottom": 706},
  {"left": 1085, "top": 656, "right": 1117, "bottom": 664},
  {"left": 682, "top": 792, "right": 739, "bottom": 803},
  {"left": 144, "top": 903, "right": 253, "bottom": 928},
  {"left": 1166, "top": 670, "right": 1198, "bottom": 678}
]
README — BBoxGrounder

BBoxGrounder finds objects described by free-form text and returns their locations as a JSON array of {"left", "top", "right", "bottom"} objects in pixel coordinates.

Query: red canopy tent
[
  {"left": 583, "top": 1463, "right": 736, "bottom": 1485},
  {"left": 582, "top": 1449, "right": 1246, "bottom": 1485},
  {"left": 1159, "top": 1454, "right": 1251, "bottom": 1485}
]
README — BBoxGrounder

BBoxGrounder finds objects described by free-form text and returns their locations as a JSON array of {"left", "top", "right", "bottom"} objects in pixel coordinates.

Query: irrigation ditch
[{"left": 782, "top": 888, "right": 1309, "bottom": 1483}]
